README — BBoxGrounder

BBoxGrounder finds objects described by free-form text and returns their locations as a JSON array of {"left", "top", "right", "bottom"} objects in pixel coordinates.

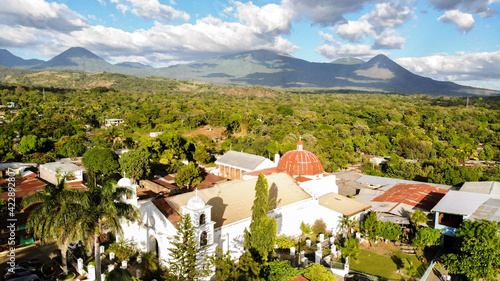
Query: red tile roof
[
  {"left": 152, "top": 197, "right": 181, "bottom": 227},
  {"left": 277, "top": 142, "right": 324, "bottom": 177},
  {"left": 372, "top": 183, "right": 449, "bottom": 211},
  {"left": 244, "top": 167, "right": 278, "bottom": 177},
  {"left": 193, "top": 173, "right": 226, "bottom": 190},
  {"left": 151, "top": 178, "right": 177, "bottom": 189}
]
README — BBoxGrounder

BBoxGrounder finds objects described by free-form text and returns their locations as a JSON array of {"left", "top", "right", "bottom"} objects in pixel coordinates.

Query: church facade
[{"left": 118, "top": 141, "right": 371, "bottom": 276}]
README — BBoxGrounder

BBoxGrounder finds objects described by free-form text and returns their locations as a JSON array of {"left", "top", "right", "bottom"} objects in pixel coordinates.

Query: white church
[{"left": 118, "top": 140, "right": 371, "bottom": 275}]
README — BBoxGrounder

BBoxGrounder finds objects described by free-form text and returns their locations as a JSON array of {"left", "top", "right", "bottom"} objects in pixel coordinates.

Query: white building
[
  {"left": 119, "top": 140, "right": 371, "bottom": 274},
  {"left": 213, "top": 151, "right": 277, "bottom": 180},
  {"left": 39, "top": 160, "right": 85, "bottom": 185}
]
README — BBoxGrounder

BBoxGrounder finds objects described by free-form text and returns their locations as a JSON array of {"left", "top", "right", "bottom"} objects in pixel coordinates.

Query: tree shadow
[
  {"left": 390, "top": 252, "right": 404, "bottom": 270},
  {"left": 269, "top": 182, "right": 281, "bottom": 210}
]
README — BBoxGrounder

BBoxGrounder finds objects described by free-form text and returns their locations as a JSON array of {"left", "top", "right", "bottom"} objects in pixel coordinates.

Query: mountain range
[{"left": 0, "top": 47, "right": 498, "bottom": 96}]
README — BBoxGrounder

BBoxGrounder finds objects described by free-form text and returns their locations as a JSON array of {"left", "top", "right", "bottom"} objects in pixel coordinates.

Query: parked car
[
  {"left": 68, "top": 240, "right": 82, "bottom": 250},
  {"left": 3, "top": 265, "right": 35, "bottom": 280},
  {"left": 5, "top": 274, "right": 42, "bottom": 281},
  {"left": 345, "top": 272, "right": 374, "bottom": 281}
]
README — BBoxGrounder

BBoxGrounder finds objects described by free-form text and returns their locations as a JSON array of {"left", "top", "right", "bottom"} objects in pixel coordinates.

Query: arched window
[
  {"left": 199, "top": 213, "right": 206, "bottom": 225},
  {"left": 200, "top": 231, "right": 208, "bottom": 246}
]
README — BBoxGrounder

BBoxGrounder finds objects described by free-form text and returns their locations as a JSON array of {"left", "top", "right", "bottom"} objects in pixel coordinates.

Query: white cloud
[
  {"left": 395, "top": 51, "right": 500, "bottom": 87},
  {"left": 438, "top": 10, "right": 475, "bottom": 34},
  {"left": 116, "top": 4, "right": 130, "bottom": 14},
  {"left": 0, "top": 0, "right": 88, "bottom": 32},
  {"left": 235, "top": 2, "right": 292, "bottom": 35},
  {"left": 315, "top": 43, "right": 386, "bottom": 60},
  {"left": 42, "top": 15, "right": 298, "bottom": 66},
  {"left": 429, "top": 0, "right": 499, "bottom": 17},
  {"left": 283, "top": 0, "right": 373, "bottom": 26},
  {"left": 362, "top": 2, "right": 414, "bottom": 31},
  {"left": 373, "top": 29, "right": 406, "bottom": 49},
  {"left": 333, "top": 20, "right": 373, "bottom": 43},
  {"left": 0, "top": 25, "right": 44, "bottom": 48},
  {"left": 110, "top": 0, "right": 190, "bottom": 23},
  {"left": 318, "top": 31, "right": 339, "bottom": 44}
]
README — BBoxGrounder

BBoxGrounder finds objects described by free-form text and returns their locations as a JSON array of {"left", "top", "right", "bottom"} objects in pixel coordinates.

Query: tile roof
[
  {"left": 192, "top": 173, "right": 226, "bottom": 190},
  {"left": 157, "top": 173, "right": 311, "bottom": 228},
  {"left": 215, "top": 151, "right": 272, "bottom": 171},
  {"left": 319, "top": 192, "right": 372, "bottom": 217},
  {"left": 372, "top": 183, "right": 449, "bottom": 211},
  {"left": 244, "top": 167, "right": 278, "bottom": 177}
]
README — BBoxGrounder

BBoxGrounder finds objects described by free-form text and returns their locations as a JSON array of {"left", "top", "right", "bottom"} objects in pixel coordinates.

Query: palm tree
[
  {"left": 410, "top": 209, "right": 427, "bottom": 229},
  {"left": 22, "top": 176, "right": 85, "bottom": 274},
  {"left": 139, "top": 251, "right": 160, "bottom": 277},
  {"left": 338, "top": 216, "right": 359, "bottom": 238},
  {"left": 73, "top": 179, "right": 140, "bottom": 281}
]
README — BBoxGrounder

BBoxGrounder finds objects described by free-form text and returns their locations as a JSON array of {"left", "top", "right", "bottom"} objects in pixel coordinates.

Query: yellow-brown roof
[
  {"left": 163, "top": 173, "right": 311, "bottom": 228},
  {"left": 319, "top": 193, "right": 372, "bottom": 217}
]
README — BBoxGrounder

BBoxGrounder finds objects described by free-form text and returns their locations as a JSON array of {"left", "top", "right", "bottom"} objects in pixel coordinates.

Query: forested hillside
[{"left": 1, "top": 81, "right": 499, "bottom": 186}]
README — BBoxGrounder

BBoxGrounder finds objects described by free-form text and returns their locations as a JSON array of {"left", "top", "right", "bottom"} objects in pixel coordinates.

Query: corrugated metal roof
[
  {"left": 356, "top": 175, "right": 452, "bottom": 190},
  {"left": 460, "top": 181, "right": 500, "bottom": 199},
  {"left": 372, "top": 183, "right": 448, "bottom": 211},
  {"left": 215, "top": 151, "right": 271, "bottom": 171},
  {"left": 469, "top": 198, "right": 500, "bottom": 222},
  {"left": 431, "top": 190, "right": 490, "bottom": 216}
]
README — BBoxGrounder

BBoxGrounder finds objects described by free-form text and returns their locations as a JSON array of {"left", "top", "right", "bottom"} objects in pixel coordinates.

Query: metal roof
[
  {"left": 356, "top": 175, "right": 452, "bottom": 190},
  {"left": 469, "top": 198, "right": 500, "bottom": 222},
  {"left": 215, "top": 150, "right": 273, "bottom": 171},
  {"left": 372, "top": 183, "right": 448, "bottom": 211},
  {"left": 460, "top": 181, "right": 500, "bottom": 199},
  {"left": 431, "top": 190, "right": 490, "bottom": 216}
]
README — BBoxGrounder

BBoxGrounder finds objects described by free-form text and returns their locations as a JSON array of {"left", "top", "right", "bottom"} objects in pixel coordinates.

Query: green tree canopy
[
  {"left": 74, "top": 180, "right": 140, "bottom": 281},
  {"left": 443, "top": 220, "right": 500, "bottom": 281},
  {"left": 119, "top": 149, "right": 151, "bottom": 181},
  {"left": 168, "top": 213, "right": 206, "bottom": 280},
  {"left": 360, "top": 211, "right": 380, "bottom": 241},
  {"left": 174, "top": 162, "right": 202, "bottom": 187},
  {"left": 301, "top": 263, "right": 336, "bottom": 281},
  {"left": 22, "top": 177, "right": 85, "bottom": 274},
  {"left": 244, "top": 174, "right": 277, "bottom": 262},
  {"left": 82, "top": 147, "right": 119, "bottom": 178},
  {"left": 377, "top": 221, "right": 402, "bottom": 241},
  {"left": 56, "top": 135, "right": 87, "bottom": 157},
  {"left": 412, "top": 227, "right": 441, "bottom": 251},
  {"left": 266, "top": 260, "right": 301, "bottom": 281},
  {"left": 410, "top": 209, "right": 428, "bottom": 229},
  {"left": 18, "top": 134, "right": 48, "bottom": 154}
]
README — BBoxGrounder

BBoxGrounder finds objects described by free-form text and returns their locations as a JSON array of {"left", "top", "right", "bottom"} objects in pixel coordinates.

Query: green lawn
[{"left": 350, "top": 250, "right": 427, "bottom": 280}]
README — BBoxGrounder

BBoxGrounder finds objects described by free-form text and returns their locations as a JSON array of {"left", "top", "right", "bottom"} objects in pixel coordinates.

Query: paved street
[{"left": 0, "top": 242, "right": 81, "bottom": 280}]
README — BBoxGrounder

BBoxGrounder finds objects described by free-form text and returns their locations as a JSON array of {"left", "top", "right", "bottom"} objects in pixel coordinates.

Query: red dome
[{"left": 277, "top": 143, "right": 324, "bottom": 177}]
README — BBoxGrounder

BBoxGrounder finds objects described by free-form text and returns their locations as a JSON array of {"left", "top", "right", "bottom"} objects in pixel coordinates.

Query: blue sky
[{"left": 0, "top": 0, "right": 499, "bottom": 90}]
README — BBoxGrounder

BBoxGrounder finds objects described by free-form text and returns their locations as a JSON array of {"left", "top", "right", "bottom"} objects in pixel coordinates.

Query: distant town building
[
  {"left": 105, "top": 118, "right": 124, "bottom": 127},
  {"left": 149, "top": 132, "right": 164, "bottom": 138}
]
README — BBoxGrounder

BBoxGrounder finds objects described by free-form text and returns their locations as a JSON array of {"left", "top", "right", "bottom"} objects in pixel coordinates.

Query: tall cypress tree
[
  {"left": 244, "top": 174, "right": 277, "bottom": 262},
  {"left": 168, "top": 213, "right": 201, "bottom": 280}
]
